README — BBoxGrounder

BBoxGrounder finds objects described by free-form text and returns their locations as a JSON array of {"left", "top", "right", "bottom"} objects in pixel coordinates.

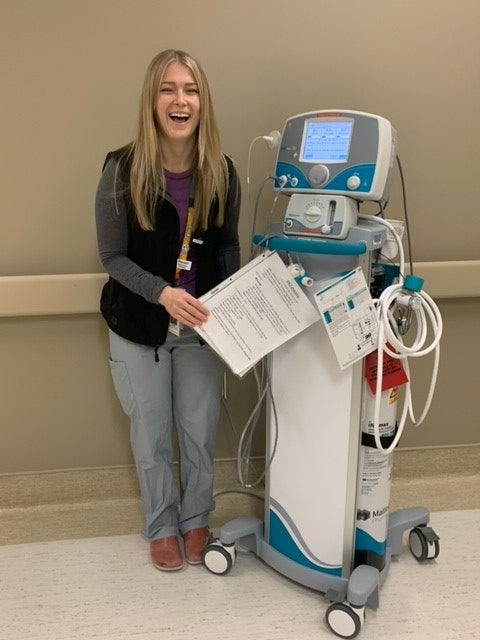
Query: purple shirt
[{"left": 165, "top": 169, "right": 197, "bottom": 296}]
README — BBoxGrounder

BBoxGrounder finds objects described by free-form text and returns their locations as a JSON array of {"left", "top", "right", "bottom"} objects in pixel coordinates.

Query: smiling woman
[
  {"left": 155, "top": 62, "right": 201, "bottom": 168},
  {"left": 94, "top": 49, "right": 241, "bottom": 572}
]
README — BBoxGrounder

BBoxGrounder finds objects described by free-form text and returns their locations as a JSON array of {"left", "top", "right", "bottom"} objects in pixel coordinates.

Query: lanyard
[{"left": 175, "top": 205, "right": 195, "bottom": 284}]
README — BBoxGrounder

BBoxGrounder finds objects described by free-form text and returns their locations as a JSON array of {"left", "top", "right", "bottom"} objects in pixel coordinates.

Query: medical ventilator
[{"left": 203, "top": 110, "right": 442, "bottom": 638}]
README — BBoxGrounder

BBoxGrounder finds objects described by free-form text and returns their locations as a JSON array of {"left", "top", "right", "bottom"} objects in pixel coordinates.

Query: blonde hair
[{"left": 127, "top": 49, "right": 228, "bottom": 231}]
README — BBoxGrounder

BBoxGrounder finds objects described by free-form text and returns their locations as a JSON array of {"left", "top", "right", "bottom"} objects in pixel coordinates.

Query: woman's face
[{"left": 155, "top": 61, "right": 201, "bottom": 144}]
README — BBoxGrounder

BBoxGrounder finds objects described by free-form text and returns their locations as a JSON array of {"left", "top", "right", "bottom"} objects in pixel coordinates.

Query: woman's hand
[{"left": 158, "top": 286, "right": 210, "bottom": 327}]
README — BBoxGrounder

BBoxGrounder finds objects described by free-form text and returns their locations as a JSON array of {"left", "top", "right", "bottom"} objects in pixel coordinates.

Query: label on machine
[
  {"left": 354, "top": 350, "right": 408, "bottom": 571},
  {"left": 314, "top": 266, "right": 378, "bottom": 370},
  {"left": 354, "top": 386, "right": 396, "bottom": 571}
]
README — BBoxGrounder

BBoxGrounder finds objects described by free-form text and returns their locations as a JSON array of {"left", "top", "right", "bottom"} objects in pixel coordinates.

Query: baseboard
[
  {"left": 1, "top": 447, "right": 478, "bottom": 546},
  {"left": 1, "top": 446, "right": 479, "bottom": 509}
]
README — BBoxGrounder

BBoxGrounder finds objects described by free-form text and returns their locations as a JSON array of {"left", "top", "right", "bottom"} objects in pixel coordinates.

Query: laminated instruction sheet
[
  {"left": 313, "top": 266, "right": 379, "bottom": 369},
  {"left": 195, "top": 251, "right": 320, "bottom": 376}
]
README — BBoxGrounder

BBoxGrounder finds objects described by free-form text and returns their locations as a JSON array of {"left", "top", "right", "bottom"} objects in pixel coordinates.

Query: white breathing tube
[{"left": 359, "top": 214, "right": 443, "bottom": 454}]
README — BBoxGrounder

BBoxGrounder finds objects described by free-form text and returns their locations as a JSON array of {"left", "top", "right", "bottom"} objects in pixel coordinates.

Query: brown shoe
[
  {"left": 150, "top": 536, "right": 183, "bottom": 571},
  {"left": 183, "top": 527, "right": 210, "bottom": 565}
]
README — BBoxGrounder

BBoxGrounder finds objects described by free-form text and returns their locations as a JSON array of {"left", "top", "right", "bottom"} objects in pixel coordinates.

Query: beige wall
[{"left": 1, "top": 0, "right": 479, "bottom": 473}]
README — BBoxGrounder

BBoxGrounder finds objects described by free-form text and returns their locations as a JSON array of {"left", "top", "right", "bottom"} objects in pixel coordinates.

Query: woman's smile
[{"left": 156, "top": 61, "right": 200, "bottom": 142}]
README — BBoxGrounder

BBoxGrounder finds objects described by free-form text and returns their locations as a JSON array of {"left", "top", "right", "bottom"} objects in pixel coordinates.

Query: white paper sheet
[
  {"left": 195, "top": 251, "right": 320, "bottom": 376},
  {"left": 313, "top": 266, "right": 379, "bottom": 369}
]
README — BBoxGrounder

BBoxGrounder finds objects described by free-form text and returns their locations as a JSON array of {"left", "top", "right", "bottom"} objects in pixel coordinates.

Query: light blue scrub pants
[{"left": 108, "top": 328, "right": 224, "bottom": 541}]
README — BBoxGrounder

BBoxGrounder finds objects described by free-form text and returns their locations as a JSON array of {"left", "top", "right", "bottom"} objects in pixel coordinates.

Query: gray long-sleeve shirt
[{"left": 95, "top": 158, "right": 169, "bottom": 304}]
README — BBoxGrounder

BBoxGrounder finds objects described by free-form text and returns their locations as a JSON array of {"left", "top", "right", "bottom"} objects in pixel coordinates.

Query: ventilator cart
[{"left": 202, "top": 111, "right": 442, "bottom": 638}]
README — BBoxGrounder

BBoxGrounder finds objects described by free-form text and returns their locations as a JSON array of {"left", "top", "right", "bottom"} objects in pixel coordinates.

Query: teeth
[{"left": 170, "top": 112, "right": 189, "bottom": 119}]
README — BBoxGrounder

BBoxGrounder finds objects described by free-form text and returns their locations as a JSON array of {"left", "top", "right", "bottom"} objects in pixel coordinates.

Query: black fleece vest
[{"left": 100, "top": 147, "right": 233, "bottom": 347}]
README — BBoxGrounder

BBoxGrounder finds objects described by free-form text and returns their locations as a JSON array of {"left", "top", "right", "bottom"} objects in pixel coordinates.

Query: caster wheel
[
  {"left": 202, "top": 542, "right": 236, "bottom": 575},
  {"left": 325, "top": 602, "right": 364, "bottom": 639},
  {"left": 409, "top": 525, "right": 440, "bottom": 562}
]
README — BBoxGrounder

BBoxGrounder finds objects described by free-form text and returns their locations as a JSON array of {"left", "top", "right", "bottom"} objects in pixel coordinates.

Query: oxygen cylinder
[{"left": 353, "top": 384, "right": 398, "bottom": 571}]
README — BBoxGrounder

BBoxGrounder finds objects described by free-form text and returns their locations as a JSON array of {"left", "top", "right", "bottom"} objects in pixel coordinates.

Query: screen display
[{"left": 300, "top": 119, "right": 353, "bottom": 163}]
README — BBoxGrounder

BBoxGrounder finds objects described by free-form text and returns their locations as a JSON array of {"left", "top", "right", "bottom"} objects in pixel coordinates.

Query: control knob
[
  {"left": 347, "top": 175, "right": 361, "bottom": 190},
  {"left": 305, "top": 205, "right": 322, "bottom": 223},
  {"left": 308, "top": 164, "right": 329, "bottom": 187}
]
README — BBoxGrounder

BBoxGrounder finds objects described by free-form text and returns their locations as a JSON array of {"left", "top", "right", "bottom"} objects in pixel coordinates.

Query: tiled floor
[
  {"left": 1, "top": 508, "right": 479, "bottom": 639},
  {"left": 1, "top": 449, "right": 479, "bottom": 639}
]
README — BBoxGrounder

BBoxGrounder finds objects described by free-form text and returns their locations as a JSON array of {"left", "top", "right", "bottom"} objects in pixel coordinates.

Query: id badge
[
  {"left": 168, "top": 317, "right": 182, "bottom": 336},
  {"left": 176, "top": 258, "right": 192, "bottom": 271}
]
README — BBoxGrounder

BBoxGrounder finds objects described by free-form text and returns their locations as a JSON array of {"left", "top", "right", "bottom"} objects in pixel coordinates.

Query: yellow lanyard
[{"left": 175, "top": 205, "right": 195, "bottom": 284}]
